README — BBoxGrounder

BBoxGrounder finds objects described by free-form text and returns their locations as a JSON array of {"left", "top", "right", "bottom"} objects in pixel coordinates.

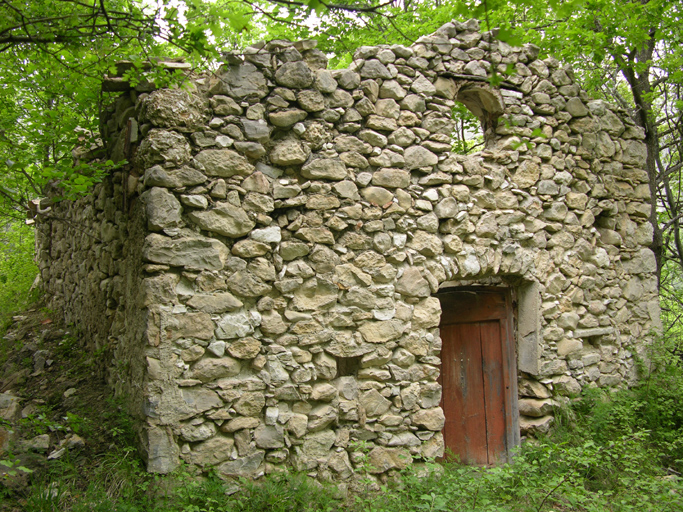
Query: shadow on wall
[{"left": 456, "top": 83, "right": 505, "bottom": 141}]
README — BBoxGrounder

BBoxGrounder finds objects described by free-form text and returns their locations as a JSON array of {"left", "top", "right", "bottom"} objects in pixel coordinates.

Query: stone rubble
[{"left": 36, "top": 18, "right": 659, "bottom": 484}]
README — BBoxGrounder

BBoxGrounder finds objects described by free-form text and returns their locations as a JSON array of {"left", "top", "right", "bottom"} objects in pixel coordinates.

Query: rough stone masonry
[{"left": 35, "top": 18, "right": 660, "bottom": 485}]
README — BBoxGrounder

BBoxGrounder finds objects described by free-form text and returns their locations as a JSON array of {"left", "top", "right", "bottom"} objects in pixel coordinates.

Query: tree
[
  {"left": 468, "top": 0, "right": 682, "bottom": 341},
  {"left": 0, "top": 0, "right": 260, "bottom": 219},
  {"left": 500, "top": 0, "right": 681, "bottom": 279},
  {"left": 0, "top": 0, "right": 248, "bottom": 54}
]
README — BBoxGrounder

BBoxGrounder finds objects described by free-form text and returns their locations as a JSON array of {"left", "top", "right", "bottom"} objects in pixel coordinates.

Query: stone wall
[
  {"left": 36, "top": 19, "right": 660, "bottom": 484},
  {"left": 34, "top": 166, "right": 151, "bottom": 432}
]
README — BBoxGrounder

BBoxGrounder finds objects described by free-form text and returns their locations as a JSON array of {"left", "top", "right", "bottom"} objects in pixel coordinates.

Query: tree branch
[
  {"left": 99, "top": 0, "right": 115, "bottom": 35},
  {"left": 266, "top": 0, "right": 396, "bottom": 14}
]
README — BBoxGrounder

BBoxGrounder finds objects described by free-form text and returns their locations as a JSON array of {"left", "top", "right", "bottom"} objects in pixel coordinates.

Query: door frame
[{"left": 437, "top": 286, "right": 520, "bottom": 463}]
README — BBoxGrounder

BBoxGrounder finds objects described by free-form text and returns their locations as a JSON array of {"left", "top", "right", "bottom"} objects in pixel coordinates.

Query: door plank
[
  {"left": 441, "top": 322, "right": 488, "bottom": 465},
  {"left": 439, "top": 291, "right": 508, "bottom": 325},
  {"left": 480, "top": 320, "right": 507, "bottom": 464}
]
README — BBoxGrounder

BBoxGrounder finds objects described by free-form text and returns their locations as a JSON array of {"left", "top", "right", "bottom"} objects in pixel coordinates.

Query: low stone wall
[{"left": 36, "top": 19, "right": 659, "bottom": 484}]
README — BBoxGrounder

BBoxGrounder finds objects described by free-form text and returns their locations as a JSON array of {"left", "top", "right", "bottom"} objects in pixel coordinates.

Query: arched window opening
[{"left": 452, "top": 83, "right": 505, "bottom": 154}]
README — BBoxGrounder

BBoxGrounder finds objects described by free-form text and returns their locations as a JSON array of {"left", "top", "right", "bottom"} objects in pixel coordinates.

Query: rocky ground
[{"left": 0, "top": 302, "right": 127, "bottom": 510}]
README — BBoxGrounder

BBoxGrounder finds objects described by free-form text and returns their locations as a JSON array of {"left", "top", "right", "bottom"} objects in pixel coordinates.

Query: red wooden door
[{"left": 438, "top": 289, "right": 515, "bottom": 465}]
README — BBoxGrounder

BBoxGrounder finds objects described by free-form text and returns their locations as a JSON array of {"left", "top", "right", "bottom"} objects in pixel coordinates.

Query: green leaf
[{"left": 496, "top": 27, "right": 523, "bottom": 47}]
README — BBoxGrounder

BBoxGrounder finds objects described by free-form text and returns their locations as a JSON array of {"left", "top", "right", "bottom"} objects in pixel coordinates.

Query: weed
[
  {"left": 54, "top": 335, "right": 80, "bottom": 358},
  {"left": 64, "top": 412, "right": 89, "bottom": 435},
  {"left": 234, "top": 472, "right": 341, "bottom": 512},
  {"left": 0, "top": 457, "right": 33, "bottom": 478},
  {"left": 20, "top": 409, "right": 67, "bottom": 436}
]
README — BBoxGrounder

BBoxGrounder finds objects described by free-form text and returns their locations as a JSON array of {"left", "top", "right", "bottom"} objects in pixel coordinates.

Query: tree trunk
[{"left": 619, "top": 37, "right": 664, "bottom": 287}]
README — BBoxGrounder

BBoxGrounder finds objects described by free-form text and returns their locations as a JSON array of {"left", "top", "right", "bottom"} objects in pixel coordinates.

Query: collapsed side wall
[
  {"left": 37, "top": 18, "right": 660, "bottom": 483},
  {"left": 35, "top": 159, "right": 150, "bottom": 435}
]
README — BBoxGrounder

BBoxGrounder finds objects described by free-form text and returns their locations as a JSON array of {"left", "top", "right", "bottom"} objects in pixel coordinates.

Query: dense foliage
[
  {"left": 0, "top": 223, "right": 38, "bottom": 326},
  {"left": 0, "top": 0, "right": 254, "bottom": 220}
]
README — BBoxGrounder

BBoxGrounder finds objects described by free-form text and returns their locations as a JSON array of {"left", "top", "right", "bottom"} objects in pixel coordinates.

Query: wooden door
[{"left": 438, "top": 289, "right": 516, "bottom": 465}]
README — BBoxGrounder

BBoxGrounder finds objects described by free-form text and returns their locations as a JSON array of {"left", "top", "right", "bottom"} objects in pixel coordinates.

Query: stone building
[{"left": 36, "top": 19, "right": 659, "bottom": 482}]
